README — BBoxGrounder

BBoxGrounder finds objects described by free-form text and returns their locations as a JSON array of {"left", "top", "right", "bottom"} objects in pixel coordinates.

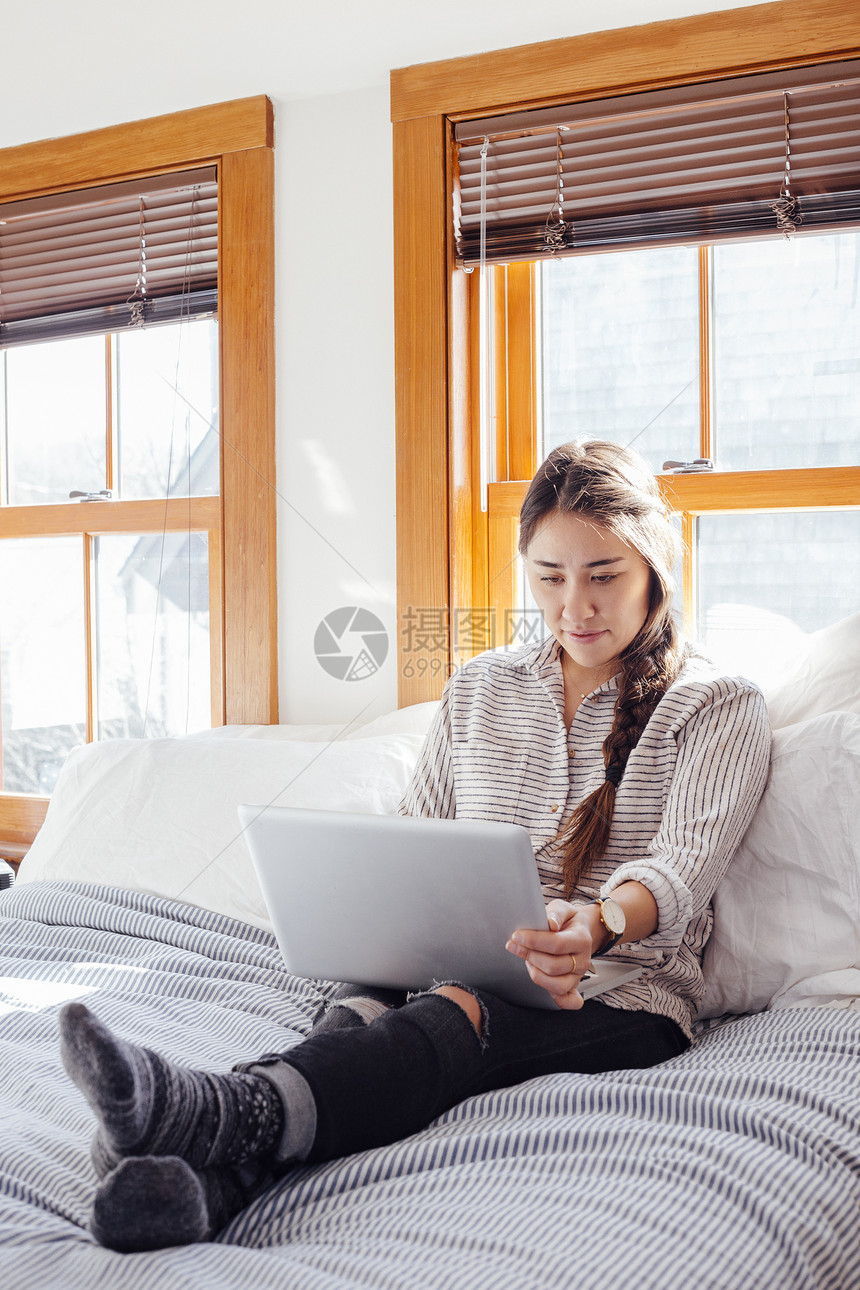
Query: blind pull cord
[
  {"left": 769, "top": 93, "right": 803, "bottom": 237},
  {"left": 544, "top": 127, "right": 570, "bottom": 252},
  {"left": 127, "top": 198, "right": 147, "bottom": 327},
  {"left": 478, "top": 137, "right": 495, "bottom": 514}
]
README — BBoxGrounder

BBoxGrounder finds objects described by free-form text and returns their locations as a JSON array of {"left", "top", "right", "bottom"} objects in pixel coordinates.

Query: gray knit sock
[
  {"left": 60, "top": 1002, "right": 285, "bottom": 1172},
  {"left": 89, "top": 1154, "right": 265, "bottom": 1252}
]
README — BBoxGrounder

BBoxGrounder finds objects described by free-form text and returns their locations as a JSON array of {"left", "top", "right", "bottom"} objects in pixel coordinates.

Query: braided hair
[{"left": 518, "top": 440, "right": 688, "bottom": 897}]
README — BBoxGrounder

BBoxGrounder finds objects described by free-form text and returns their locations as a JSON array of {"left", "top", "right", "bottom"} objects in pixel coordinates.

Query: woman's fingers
[
  {"left": 510, "top": 945, "right": 592, "bottom": 979},
  {"left": 506, "top": 900, "right": 597, "bottom": 1008},
  {"left": 545, "top": 899, "right": 576, "bottom": 932},
  {"left": 523, "top": 958, "right": 587, "bottom": 1009},
  {"left": 506, "top": 922, "right": 592, "bottom": 961}
]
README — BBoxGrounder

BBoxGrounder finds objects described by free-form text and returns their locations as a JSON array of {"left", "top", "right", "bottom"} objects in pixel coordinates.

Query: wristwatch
[{"left": 589, "top": 897, "right": 626, "bottom": 956}]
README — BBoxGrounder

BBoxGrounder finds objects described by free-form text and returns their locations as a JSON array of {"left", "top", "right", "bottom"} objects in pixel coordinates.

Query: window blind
[
  {"left": 0, "top": 168, "right": 217, "bottom": 347},
  {"left": 454, "top": 61, "right": 860, "bottom": 266}
]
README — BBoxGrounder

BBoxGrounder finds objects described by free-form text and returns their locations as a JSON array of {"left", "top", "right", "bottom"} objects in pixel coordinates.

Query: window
[
  {"left": 0, "top": 319, "right": 220, "bottom": 795},
  {"left": 495, "top": 229, "right": 860, "bottom": 686},
  {"left": 390, "top": 0, "right": 860, "bottom": 705},
  {"left": 0, "top": 97, "right": 276, "bottom": 857}
]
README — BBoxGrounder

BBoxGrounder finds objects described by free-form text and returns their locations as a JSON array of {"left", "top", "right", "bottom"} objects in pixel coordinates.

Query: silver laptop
[{"left": 239, "top": 805, "right": 642, "bottom": 1011}]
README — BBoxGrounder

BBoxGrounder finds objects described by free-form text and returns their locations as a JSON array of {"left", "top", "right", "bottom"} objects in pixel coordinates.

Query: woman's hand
[{"left": 505, "top": 900, "right": 596, "bottom": 1010}]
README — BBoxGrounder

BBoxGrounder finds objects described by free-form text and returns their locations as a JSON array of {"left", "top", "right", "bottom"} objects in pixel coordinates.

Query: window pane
[
  {"left": 115, "top": 319, "right": 219, "bottom": 500},
  {"left": 93, "top": 532, "right": 211, "bottom": 739},
  {"left": 0, "top": 537, "right": 86, "bottom": 792},
  {"left": 697, "top": 510, "right": 860, "bottom": 685},
  {"left": 2, "top": 336, "right": 106, "bottom": 505},
  {"left": 541, "top": 247, "right": 700, "bottom": 473},
  {"left": 712, "top": 232, "right": 860, "bottom": 469}
]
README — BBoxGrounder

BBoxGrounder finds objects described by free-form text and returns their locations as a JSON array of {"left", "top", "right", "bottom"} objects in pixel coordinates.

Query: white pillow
[
  {"left": 16, "top": 732, "right": 426, "bottom": 931},
  {"left": 178, "top": 702, "right": 440, "bottom": 743},
  {"left": 762, "top": 612, "right": 860, "bottom": 730},
  {"left": 183, "top": 722, "right": 346, "bottom": 742},
  {"left": 342, "top": 701, "right": 439, "bottom": 740},
  {"left": 698, "top": 710, "right": 860, "bottom": 1018}
]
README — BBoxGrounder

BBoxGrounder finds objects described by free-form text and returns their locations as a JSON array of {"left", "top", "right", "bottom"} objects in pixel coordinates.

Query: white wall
[
  {"left": 276, "top": 86, "right": 397, "bottom": 727},
  {"left": 0, "top": 0, "right": 773, "bottom": 725}
]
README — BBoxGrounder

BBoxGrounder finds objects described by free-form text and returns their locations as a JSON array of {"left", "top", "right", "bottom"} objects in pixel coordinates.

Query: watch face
[{"left": 601, "top": 898, "right": 626, "bottom": 935}]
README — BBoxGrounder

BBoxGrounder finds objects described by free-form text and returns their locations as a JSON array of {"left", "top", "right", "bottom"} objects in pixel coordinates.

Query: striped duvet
[{"left": 1, "top": 882, "right": 858, "bottom": 1290}]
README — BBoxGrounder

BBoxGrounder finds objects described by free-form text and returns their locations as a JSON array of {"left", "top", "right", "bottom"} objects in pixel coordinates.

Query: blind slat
[
  {"left": 0, "top": 289, "right": 218, "bottom": 350},
  {"left": 7, "top": 263, "right": 219, "bottom": 308},
  {"left": 3, "top": 237, "right": 219, "bottom": 287},
  {"left": 456, "top": 190, "right": 860, "bottom": 266},
  {"left": 0, "top": 196, "right": 218, "bottom": 245},
  {"left": 0, "top": 168, "right": 216, "bottom": 220}
]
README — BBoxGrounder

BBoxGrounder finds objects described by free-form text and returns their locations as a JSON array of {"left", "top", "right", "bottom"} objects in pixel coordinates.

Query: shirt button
[
  {"left": 550, "top": 804, "right": 559, "bottom": 812},
  {"left": 568, "top": 749, "right": 576, "bottom": 758}
]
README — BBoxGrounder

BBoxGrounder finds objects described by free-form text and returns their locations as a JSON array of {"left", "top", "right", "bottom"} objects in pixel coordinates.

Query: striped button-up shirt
[{"left": 399, "top": 635, "right": 772, "bottom": 1037}]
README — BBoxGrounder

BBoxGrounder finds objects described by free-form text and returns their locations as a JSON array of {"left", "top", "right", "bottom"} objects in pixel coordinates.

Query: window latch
[
  {"left": 69, "top": 489, "right": 113, "bottom": 502},
  {"left": 661, "top": 459, "right": 714, "bottom": 474}
]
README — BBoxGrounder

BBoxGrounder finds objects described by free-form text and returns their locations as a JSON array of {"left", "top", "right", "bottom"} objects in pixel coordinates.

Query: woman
[{"left": 59, "top": 440, "right": 771, "bottom": 1252}]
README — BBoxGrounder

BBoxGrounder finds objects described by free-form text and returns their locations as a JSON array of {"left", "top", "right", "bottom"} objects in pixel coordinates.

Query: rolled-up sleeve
[{"left": 601, "top": 680, "right": 772, "bottom": 953}]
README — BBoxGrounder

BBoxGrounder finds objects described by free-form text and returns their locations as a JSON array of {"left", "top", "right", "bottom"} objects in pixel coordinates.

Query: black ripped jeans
[{"left": 243, "top": 985, "right": 689, "bottom": 1166}]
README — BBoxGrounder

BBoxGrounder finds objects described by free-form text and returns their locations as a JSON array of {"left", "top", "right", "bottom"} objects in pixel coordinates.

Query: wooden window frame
[
  {"left": 0, "top": 96, "right": 277, "bottom": 855},
  {"left": 391, "top": 0, "right": 860, "bottom": 706}
]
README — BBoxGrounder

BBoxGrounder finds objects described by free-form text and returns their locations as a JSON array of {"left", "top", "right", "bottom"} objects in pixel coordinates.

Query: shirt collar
[{"left": 502, "top": 635, "right": 620, "bottom": 696}]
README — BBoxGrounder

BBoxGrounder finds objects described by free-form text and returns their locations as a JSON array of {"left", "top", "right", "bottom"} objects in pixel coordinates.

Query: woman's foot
[
  {"left": 59, "top": 1002, "right": 285, "bottom": 1171},
  {"left": 90, "top": 1155, "right": 257, "bottom": 1252}
]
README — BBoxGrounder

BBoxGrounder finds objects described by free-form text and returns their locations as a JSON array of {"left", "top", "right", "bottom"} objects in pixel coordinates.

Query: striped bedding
[{"left": 1, "top": 882, "right": 859, "bottom": 1290}]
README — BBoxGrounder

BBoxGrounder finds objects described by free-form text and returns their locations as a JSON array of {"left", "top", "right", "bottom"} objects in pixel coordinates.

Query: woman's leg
[
  {"left": 58, "top": 1002, "right": 309, "bottom": 1172},
  {"left": 309, "top": 982, "right": 409, "bottom": 1034},
  {"left": 61, "top": 992, "right": 686, "bottom": 1250},
  {"left": 60, "top": 1001, "right": 312, "bottom": 1251},
  {"left": 269, "top": 989, "right": 688, "bottom": 1166}
]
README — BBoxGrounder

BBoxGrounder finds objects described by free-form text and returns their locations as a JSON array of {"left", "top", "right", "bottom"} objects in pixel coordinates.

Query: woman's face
[{"left": 525, "top": 510, "right": 653, "bottom": 678}]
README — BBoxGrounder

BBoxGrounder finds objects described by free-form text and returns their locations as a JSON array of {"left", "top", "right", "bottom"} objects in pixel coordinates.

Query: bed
[{"left": 1, "top": 617, "right": 859, "bottom": 1290}]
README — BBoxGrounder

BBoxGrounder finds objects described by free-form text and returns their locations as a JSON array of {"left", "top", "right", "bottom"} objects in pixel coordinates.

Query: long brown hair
[{"left": 519, "top": 440, "right": 687, "bottom": 896}]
